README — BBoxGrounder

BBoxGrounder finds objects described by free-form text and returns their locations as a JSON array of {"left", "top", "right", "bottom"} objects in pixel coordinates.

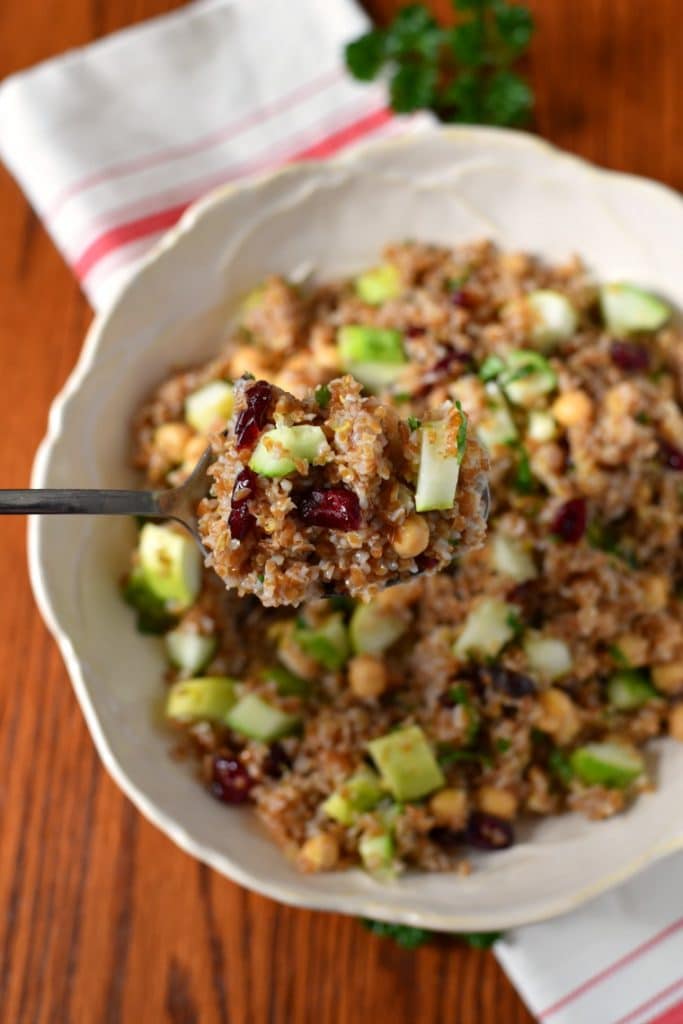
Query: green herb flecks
[
  {"left": 314, "top": 384, "right": 331, "bottom": 408},
  {"left": 454, "top": 399, "right": 468, "bottom": 464}
]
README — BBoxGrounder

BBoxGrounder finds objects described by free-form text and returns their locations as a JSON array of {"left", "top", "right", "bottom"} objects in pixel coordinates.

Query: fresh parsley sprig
[{"left": 345, "top": 0, "right": 534, "bottom": 127}]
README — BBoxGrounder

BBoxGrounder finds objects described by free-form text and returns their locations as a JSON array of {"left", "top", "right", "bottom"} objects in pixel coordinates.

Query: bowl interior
[{"left": 30, "top": 128, "right": 683, "bottom": 930}]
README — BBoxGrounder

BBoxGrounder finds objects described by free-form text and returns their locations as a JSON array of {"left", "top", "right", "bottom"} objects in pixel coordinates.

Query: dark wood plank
[{"left": 0, "top": 2, "right": 679, "bottom": 1022}]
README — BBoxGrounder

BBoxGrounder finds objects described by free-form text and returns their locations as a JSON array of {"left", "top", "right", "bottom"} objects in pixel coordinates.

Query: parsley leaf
[
  {"left": 361, "top": 918, "right": 431, "bottom": 949},
  {"left": 344, "top": 0, "right": 534, "bottom": 128},
  {"left": 345, "top": 30, "right": 386, "bottom": 81},
  {"left": 360, "top": 917, "right": 504, "bottom": 950},
  {"left": 390, "top": 63, "right": 438, "bottom": 113},
  {"left": 314, "top": 383, "right": 331, "bottom": 408},
  {"left": 483, "top": 70, "right": 534, "bottom": 126},
  {"left": 461, "top": 930, "right": 503, "bottom": 949},
  {"left": 407, "top": 415, "right": 422, "bottom": 431}
]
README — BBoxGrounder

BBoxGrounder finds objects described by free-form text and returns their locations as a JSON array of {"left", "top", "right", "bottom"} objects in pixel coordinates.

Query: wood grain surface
[{"left": 0, "top": 2, "right": 680, "bottom": 1022}]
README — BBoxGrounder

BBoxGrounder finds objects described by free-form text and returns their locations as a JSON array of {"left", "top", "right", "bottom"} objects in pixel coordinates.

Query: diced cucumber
[
  {"left": 454, "top": 598, "right": 517, "bottom": 660},
  {"left": 226, "top": 692, "right": 300, "bottom": 741},
  {"left": 479, "top": 354, "right": 506, "bottom": 381},
  {"left": 355, "top": 264, "right": 402, "bottom": 305},
  {"left": 527, "top": 409, "right": 558, "bottom": 442},
  {"left": 524, "top": 631, "right": 572, "bottom": 680},
  {"left": 501, "top": 350, "right": 557, "bottom": 407},
  {"left": 295, "top": 613, "right": 350, "bottom": 671},
  {"left": 570, "top": 742, "right": 644, "bottom": 788},
  {"left": 527, "top": 290, "right": 578, "bottom": 348},
  {"left": 138, "top": 523, "right": 202, "bottom": 612},
  {"left": 338, "top": 325, "right": 406, "bottom": 364},
  {"left": 122, "top": 567, "right": 176, "bottom": 634},
  {"left": 607, "top": 670, "right": 656, "bottom": 710},
  {"left": 249, "top": 425, "right": 328, "bottom": 478},
  {"left": 165, "top": 676, "right": 236, "bottom": 723},
  {"left": 359, "top": 832, "right": 396, "bottom": 878},
  {"left": 350, "top": 599, "right": 407, "bottom": 655},
  {"left": 322, "top": 767, "right": 384, "bottom": 825},
  {"left": 261, "top": 664, "right": 311, "bottom": 697},
  {"left": 600, "top": 284, "right": 671, "bottom": 335},
  {"left": 338, "top": 325, "right": 406, "bottom": 393},
  {"left": 490, "top": 532, "right": 537, "bottom": 583},
  {"left": 184, "top": 380, "right": 234, "bottom": 434},
  {"left": 165, "top": 628, "right": 217, "bottom": 675},
  {"left": 477, "top": 383, "right": 518, "bottom": 449},
  {"left": 368, "top": 725, "right": 444, "bottom": 801},
  {"left": 415, "top": 411, "right": 465, "bottom": 512}
]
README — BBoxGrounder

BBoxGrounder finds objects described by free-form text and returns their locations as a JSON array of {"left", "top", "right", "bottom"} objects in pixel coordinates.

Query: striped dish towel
[{"left": 1, "top": 1, "right": 681, "bottom": 1021}]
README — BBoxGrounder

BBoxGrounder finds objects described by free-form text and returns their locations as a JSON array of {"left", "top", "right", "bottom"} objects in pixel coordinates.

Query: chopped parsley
[
  {"left": 454, "top": 399, "right": 468, "bottom": 464},
  {"left": 548, "top": 748, "right": 573, "bottom": 785},
  {"left": 314, "top": 384, "right": 331, "bottom": 408},
  {"left": 407, "top": 415, "right": 422, "bottom": 431},
  {"left": 496, "top": 738, "right": 512, "bottom": 754}
]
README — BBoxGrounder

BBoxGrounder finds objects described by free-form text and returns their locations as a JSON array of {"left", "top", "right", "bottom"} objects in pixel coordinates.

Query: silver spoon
[
  {"left": 0, "top": 451, "right": 491, "bottom": 578},
  {"left": 0, "top": 445, "right": 215, "bottom": 554}
]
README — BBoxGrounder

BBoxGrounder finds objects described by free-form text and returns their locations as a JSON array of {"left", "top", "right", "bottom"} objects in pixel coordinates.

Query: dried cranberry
[
  {"left": 228, "top": 466, "right": 258, "bottom": 540},
  {"left": 452, "top": 287, "right": 478, "bottom": 309},
  {"left": 610, "top": 341, "right": 650, "bottom": 373},
  {"left": 485, "top": 665, "right": 537, "bottom": 699},
  {"left": 296, "top": 486, "right": 361, "bottom": 531},
  {"left": 465, "top": 812, "right": 514, "bottom": 850},
  {"left": 262, "top": 742, "right": 291, "bottom": 779},
  {"left": 507, "top": 580, "right": 542, "bottom": 622},
  {"left": 415, "top": 554, "right": 439, "bottom": 573},
  {"left": 429, "top": 826, "right": 464, "bottom": 850},
  {"left": 406, "top": 325, "right": 426, "bottom": 338},
  {"left": 210, "top": 756, "right": 253, "bottom": 804},
  {"left": 661, "top": 441, "right": 683, "bottom": 471},
  {"left": 234, "top": 380, "right": 274, "bottom": 450},
  {"left": 417, "top": 348, "right": 473, "bottom": 396},
  {"left": 551, "top": 498, "right": 587, "bottom": 543}
]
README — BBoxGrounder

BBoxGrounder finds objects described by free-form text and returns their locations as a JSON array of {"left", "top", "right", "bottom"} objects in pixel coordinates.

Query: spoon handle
[{"left": 0, "top": 488, "right": 161, "bottom": 518}]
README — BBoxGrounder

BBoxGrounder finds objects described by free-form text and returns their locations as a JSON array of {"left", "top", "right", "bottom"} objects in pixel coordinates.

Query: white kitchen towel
[
  {"left": 0, "top": 2, "right": 681, "bottom": 1022},
  {"left": 0, "top": 0, "right": 410, "bottom": 308}
]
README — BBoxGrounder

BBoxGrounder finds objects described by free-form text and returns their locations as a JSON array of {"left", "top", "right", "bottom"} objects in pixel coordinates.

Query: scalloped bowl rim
[{"left": 27, "top": 126, "right": 683, "bottom": 931}]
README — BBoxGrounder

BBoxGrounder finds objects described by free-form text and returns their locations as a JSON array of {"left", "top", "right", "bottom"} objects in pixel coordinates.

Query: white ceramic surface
[{"left": 29, "top": 127, "right": 683, "bottom": 931}]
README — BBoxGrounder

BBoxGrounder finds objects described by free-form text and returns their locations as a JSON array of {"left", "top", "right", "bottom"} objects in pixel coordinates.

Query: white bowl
[{"left": 29, "top": 127, "right": 683, "bottom": 931}]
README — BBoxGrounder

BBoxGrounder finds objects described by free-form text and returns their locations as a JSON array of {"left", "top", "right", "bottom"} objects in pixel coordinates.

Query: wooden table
[{"left": 0, "top": 2, "right": 679, "bottom": 1021}]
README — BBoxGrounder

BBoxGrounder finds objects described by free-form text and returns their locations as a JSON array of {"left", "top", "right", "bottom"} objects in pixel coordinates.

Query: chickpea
[
  {"left": 277, "top": 627, "right": 320, "bottom": 682},
  {"left": 476, "top": 786, "right": 518, "bottom": 821},
  {"left": 430, "top": 788, "right": 468, "bottom": 829},
  {"left": 642, "top": 575, "right": 669, "bottom": 612},
  {"left": 154, "top": 422, "right": 193, "bottom": 463},
  {"left": 552, "top": 389, "right": 594, "bottom": 428},
  {"left": 669, "top": 704, "right": 683, "bottom": 742},
  {"left": 310, "top": 326, "right": 341, "bottom": 371},
  {"left": 537, "top": 687, "right": 581, "bottom": 744},
  {"left": 652, "top": 662, "right": 683, "bottom": 695},
  {"left": 392, "top": 514, "right": 430, "bottom": 558},
  {"left": 298, "top": 833, "right": 339, "bottom": 872},
  {"left": 613, "top": 633, "right": 648, "bottom": 668},
  {"left": 183, "top": 435, "right": 209, "bottom": 468},
  {"left": 230, "top": 347, "right": 272, "bottom": 380},
  {"left": 348, "top": 654, "right": 388, "bottom": 699}
]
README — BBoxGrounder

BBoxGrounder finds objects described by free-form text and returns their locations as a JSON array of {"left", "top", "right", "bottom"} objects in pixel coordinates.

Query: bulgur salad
[
  {"left": 195, "top": 374, "right": 488, "bottom": 606},
  {"left": 124, "top": 240, "right": 683, "bottom": 877}
]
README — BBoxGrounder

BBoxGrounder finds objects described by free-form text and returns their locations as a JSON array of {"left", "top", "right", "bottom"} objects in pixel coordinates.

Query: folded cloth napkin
[{"left": 1, "top": 2, "right": 682, "bottom": 1022}]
